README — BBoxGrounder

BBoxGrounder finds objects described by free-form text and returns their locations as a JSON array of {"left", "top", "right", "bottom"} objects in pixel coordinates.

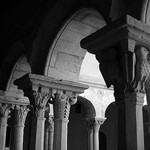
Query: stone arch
[
  {"left": 77, "top": 96, "right": 96, "bottom": 118},
  {"left": 68, "top": 96, "right": 96, "bottom": 150},
  {"left": 30, "top": 6, "right": 107, "bottom": 77},
  {"left": 6, "top": 55, "right": 31, "bottom": 96},
  {"left": 0, "top": 41, "right": 26, "bottom": 90},
  {"left": 44, "top": 8, "right": 106, "bottom": 82},
  {"left": 100, "top": 102, "right": 118, "bottom": 150}
]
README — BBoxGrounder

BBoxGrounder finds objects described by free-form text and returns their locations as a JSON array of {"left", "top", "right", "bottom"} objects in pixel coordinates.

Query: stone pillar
[
  {"left": 0, "top": 103, "right": 12, "bottom": 150},
  {"left": 53, "top": 90, "right": 77, "bottom": 150},
  {"left": 29, "top": 92, "right": 50, "bottom": 150},
  {"left": 80, "top": 15, "right": 149, "bottom": 150},
  {"left": 10, "top": 105, "right": 29, "bottom": 150}
]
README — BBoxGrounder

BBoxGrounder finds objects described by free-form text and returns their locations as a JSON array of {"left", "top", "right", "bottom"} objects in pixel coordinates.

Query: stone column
[
  {"left": 80, "top": 15, "right": 150, "bottom": 150},
  {"left": 93, "top": 118, "right": 105, "bottom": 150},
  {"left": 10, "top": 105, "right": 29, "bottom": 150},
  {"left": 53, "top": 90, "right": 77, "bottom": 150},
  {"left": 13, "top": 73, "right": 88, "bottom": 150},
  {"left": 44, "top": 107, "right": 54, "bottom": 150},
  {"left": 48, "top": 116, "right": 54, "bottom": 150},
  {"left": 29, "top": 92, "right": 50, "bottom": 150},
  {"left": 0, "top": 103, "right": 12, "bottom": 150}
]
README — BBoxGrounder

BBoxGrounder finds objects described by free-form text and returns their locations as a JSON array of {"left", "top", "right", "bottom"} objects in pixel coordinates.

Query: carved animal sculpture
[{"left": 134, "top": 47, "right": 150, "bottom": 92}]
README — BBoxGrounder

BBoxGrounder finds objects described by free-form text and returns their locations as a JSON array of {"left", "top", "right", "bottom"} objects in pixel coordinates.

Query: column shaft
[
  {"left": 93, "top": 122, "right": 100, "bottom": 150},
  {"left": 88, "top": 128, "right": 93, "bottom": 150},
  {"left": 53, "top": 119, "right": 68, "bottom": 150},
  {"left": 125, "top": 93, "right": 144, "bottom": 150},
  {"left": 10, "top": 105, "right": 29, "bottom": 150},
  {"left": 0, "top": 120, "right": 7, "bottom": 150},
  {"left": 10, "top": 125, "right": 24, "bottom": 150},
  {"left": 48, "top": 128, "right": 54, "bottom": 150},
  {"left": 0, "top": 103, "right": 11, "bottom": 150},
  {"left": 30, "top": 117, "right": 45, "bottom": 150}
]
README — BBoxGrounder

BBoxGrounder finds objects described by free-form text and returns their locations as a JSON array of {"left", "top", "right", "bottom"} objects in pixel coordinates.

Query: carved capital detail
[
  {"left": 14, "top": 105, "right": 29, "bottom": 126},
  {"left": 0, "top": 103, "right": 13, "bottom": 125},
  {"left": 53, "top": 90, "right": 77, "bottom": 120},
  {"left": 33, "top": 92, "right": 51, "bottom": 118}
]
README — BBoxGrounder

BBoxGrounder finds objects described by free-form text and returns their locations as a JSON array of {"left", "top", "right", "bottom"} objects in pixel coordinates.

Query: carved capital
[
  {"left": 14, "top": 105, "right": 29, "bottom": 126},
  {"left": 84, "top": 118, "right": 106, "bottom": 132},
  {"left": 33, "top": 92, "right": 51, "bottom": 118},
  {"left": 53, "top": 90, "right": 77, "bottom": 120},
  {"left": 0, "top": 103, "right": 13, "bottom": 125}
]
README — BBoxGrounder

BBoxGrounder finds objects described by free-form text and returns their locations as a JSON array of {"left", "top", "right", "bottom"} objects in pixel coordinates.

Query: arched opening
[
  {"left": 68, "top": 96, "right": 96, "bottom": 150},
  {"left": 5, "top": 55, "right": 31, "bottom": 150},
  {"left": 44, "top": 8, "right": 106, "bottom": 82}
]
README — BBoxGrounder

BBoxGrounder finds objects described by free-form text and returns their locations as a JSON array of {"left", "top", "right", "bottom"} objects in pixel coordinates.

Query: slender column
[
  {"left": 13, "top": 73, "right": 88, "bottom": 150},
  {"left": 53, "top": 90, "right": 77, "bottom": 150},
  {"left": 10, "top": 105, "right": 29, "bottom": 150},
  {"left": 29, "top": 92, "right": 50, "bottom": 150},
  {"left": 44, "top": 107, "right": 54, "bottom": 150},
  {"left": 0, "top": 103, "right": 12, "bottom": 150},
  {"left": 48, "top": 116, "right": 54, "bottom": 150},
  {"left": 93, "top": 118, "right": 105, "bottom": 150}
]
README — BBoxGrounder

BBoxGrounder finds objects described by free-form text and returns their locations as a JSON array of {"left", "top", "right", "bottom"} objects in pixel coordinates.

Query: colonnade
[
  {"left": 0, "top": 73, "right": 89, "bottom": 150},
  {"left": 85, "top": 118, "right": 105, "bottom": 150}
]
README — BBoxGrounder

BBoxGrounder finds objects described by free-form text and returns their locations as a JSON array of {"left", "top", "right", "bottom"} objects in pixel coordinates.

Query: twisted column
[
  {"left": 10, "top": 105, "right": 29, "bottom": 150},
  {"left": 0, "top": 103, "right": 12, "bottom": 150}
]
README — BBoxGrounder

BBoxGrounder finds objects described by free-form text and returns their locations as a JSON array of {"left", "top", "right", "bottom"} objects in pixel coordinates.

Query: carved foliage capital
[
  {"left": 0, "top": 103, "right": 13, "bottom": 124},
  {"left": 33, "top": 92, "right": 51, "bottom": 118},
  {"left": 14, "top": 105, "right": 29, "bottom": 126}
]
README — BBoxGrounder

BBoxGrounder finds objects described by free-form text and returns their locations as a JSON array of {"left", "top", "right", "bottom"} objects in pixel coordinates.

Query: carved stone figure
[{"left": 134, "top": 46, "right": 150, "bottom": 93}]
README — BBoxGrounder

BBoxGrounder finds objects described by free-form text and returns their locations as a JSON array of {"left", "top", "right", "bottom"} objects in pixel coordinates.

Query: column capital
[
  {"left": 14, "top": 73, "right": 88, "bottom": 119},
  {"left": 81, "top": 15, "right": 150, "bottom": 94},
  {"left": 53, "top": 90, "right": 78, "bottom": 120},
  {"left": 0, "top": 103, "right": 13, "bottom": 125},
  {"left": 14, "top": 105, "right": 29, "bottom": 126},
  {"left": 84, "top": 118, "right": 106, "bottom": 131}
]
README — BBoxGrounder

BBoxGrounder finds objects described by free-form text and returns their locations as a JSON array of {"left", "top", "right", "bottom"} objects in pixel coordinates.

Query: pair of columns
[
  {"left": 81, "top": 15, "right": 149, "bottom": 150},
  {"left": 14, "top": 73, "right": 88, "bottom": 150},
  {"left": 85, "top": 118, "right": 105, "bottom": 150},
  {"left": 0, "top": 100, "right": 29, "bottom": 150}
]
